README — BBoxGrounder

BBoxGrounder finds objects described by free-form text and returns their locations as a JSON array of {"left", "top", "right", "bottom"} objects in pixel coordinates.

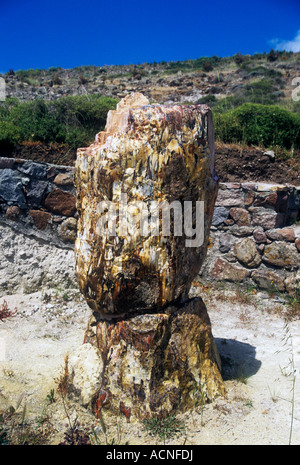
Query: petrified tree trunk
[{"left": 72, "top": 93, "right": 226, "bottom": 420}]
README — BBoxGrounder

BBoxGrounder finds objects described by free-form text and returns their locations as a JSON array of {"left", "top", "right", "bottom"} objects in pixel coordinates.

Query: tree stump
[{"left": 71, "top": 93, "right": 226, "bottom": 420}]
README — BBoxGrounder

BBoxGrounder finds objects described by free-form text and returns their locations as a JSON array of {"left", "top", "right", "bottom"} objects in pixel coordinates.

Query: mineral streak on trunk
[
  {"left": 75, "top": 93, "right": 218, "bottom": 316},
  {"left": 73, "top": 93, "right": 226, "bottom": 419},
  {"left": 83, "top": 297, "right": 225, "bottom": 419}
]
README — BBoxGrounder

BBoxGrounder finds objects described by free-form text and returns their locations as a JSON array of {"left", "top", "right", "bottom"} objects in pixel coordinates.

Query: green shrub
[
  {"left": 8, "top": 99, "right": 63, "bottom": 143},
  {"left": 213, "top": 103, "right": 300, "bottom": 149},
  {"left": 0, "top": 94, "right": 117, "bottom": 150},
  {"left": 0, "top": 120, "right": 21, "bottom": 152}
]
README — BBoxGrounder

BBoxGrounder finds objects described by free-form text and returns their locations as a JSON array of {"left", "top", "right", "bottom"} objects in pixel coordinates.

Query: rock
[
  {"left": 262, "top": 242, "right": 299, "bottom": 268},
  {"left": 26, "top": 180, "right": 49, "bottom": 208},
  {"left": 229, "top": 207, "right": 251, "bottom": 226},
  {"left": 241, "top": 182, "right": 257, "bottom": 191},
  {"left": 210, "top": 257, "right": 250, "bottom": 282},
  {"left": 29, "top": 210, "right": 52, "bottom": 230},
  {"left": 231, "top": 225, "right": 254, "bottom": 237},
  {"left": 44, "top": 188, "right": 76, "bottom": 217},
  {"left": 5, "top": 205, "right": 21, "bottom": 221},
  {"left": 75, "top": 94, "right": 218, "bottom": 316},
  {"left": 244, "top": 190, "right": 255, "bottom": 206},
  {"left": 212, "top": 206, "right": 229, "bottom": 226},
  {"left": 219, "top": 233, "right": 233, "bottom": 253},
  {"left": 251, "top": 207, "right": 285, "bottom": 230},
  {"left": 256, "top": 183, "right": 286, "bottom": 192},
  {"left": 53, "top": 173, "right": 74, "bottom": 186},
  {"left": 257, "top": 243, "right": 265, "bottom": 253},
  {"left": 60, "top": 217, "right": 77, "bottom": 242},
  {"left": 295, "top": 237, "right": 300, "bottom": 251},
  {"left": 17, "top": 161, "right": 47, "bottom": 179},
  {"left": 68, "top": 343, "right": 104, "bottom": 407},
  {"left": 266, "top": 228, "right": 295, "bottom": 242},
  {"left": 215, "top": 188, "right": 244, "bottom": 207},
  {"left": 81, "top": 297, "right": 225, "bottom": 419},
  {"left": 263, "top": 150, "right": 275, "bottom": 160},
  {"left": 234, "top": 238, "right": 262, "bottom": 268},
  {"left": 251, "top": 269, "right": 285, "bottom": 292},
  {"left": 284, "top": 271, "right": 300, "bottom": 297},
  {"left": 0, "top": 168, "right": 26, "bottom": 208},
  {"left": 224, "top": 218, "right": 234, "bottom": 226},
  {"left": 253, "top": 191, "right": 288, "bottom": 212},
  {"left": 253, "top": 227, "right": 267, "bottom": 243}
]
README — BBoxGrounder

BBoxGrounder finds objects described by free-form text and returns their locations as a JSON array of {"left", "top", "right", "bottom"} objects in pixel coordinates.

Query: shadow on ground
[{"left": 215, "top": 338, "right": 262, "bottom": 381}]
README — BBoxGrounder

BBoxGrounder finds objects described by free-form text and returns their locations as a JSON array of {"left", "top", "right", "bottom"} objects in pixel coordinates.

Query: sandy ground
[{"left": 0, "top": 284, "right": 299, "bottom": 446}]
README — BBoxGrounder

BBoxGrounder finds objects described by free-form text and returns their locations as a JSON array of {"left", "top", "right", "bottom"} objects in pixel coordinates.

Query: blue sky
[{"left": 1, "top": 0, "right": 300, "bottom": 72}]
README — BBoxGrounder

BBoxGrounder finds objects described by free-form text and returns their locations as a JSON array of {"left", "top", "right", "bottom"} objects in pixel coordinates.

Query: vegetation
[
  {"left": 0, "top": 300, "right": 17, "bottom": 321},
  {"left": 142, "top": 413, "right": 186, "bottom": 442},
  {"left": 1, "top": 50, "right": 300, "bottom": 154},
  {"left": 0, "top": 94, "right": 117, "bottom": 151},
  {"left": 213, "top": 103, "right": 300, "bottom": 150}
]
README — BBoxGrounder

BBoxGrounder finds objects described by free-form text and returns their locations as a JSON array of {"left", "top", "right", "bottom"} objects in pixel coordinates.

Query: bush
[
  {"left": 213, "top": 103, "right": 300, "bottom": 149},
  {"left": 0, "top": 94, "right": 117, "bottom": 150},
  {"left": 0, "top": 120, "right": 21, "bottom": 153},
  {"left": 8, "top": 99, "right": 63, "bottom": 143}
]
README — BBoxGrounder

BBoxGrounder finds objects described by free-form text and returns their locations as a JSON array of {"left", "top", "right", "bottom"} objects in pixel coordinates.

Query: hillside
[
  {"left": 1, "top": 50, "right": 300, "bottom": 184},
  {"left": 3, "top": 51, "right": 300, "bottom": 106}
]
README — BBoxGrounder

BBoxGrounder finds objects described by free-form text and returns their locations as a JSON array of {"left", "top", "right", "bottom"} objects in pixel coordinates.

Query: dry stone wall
[
  {"left": 0, "top": 157, "right": 299, "bottom": 295},
  {"left": 200, "top": 182, "right": 300, "bottom": 296},
  {"left": 0, "top": 157, "right": 77, "bottom": 247},
  {"left": 0, "top": 157, "right": 78, "bottom": 294}
]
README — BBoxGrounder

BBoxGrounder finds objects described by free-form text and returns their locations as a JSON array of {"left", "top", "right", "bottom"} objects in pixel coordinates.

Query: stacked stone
[
  {"left": 202, "top": 182, "right": 300, "bottom": 295},
  {"left": 0, "top": 157, "right": 77, "bottom": 245}
]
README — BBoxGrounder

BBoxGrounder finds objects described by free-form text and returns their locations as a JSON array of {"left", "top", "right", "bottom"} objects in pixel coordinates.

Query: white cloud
[{"left": 273, "top": 29, "right": 300, "bottom": 52}]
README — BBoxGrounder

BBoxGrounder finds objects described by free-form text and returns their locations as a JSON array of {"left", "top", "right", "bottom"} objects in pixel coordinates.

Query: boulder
[
  {"left": 53, "top": 173, "right": 74, "bottom": 186},
  {"left": 5, "top": 205, "right": 21, "bottom": 221},
  {"left": 0, "top": 168, "right": 26, "bottom": 208},
  {"left": 253, "top": 226, "right": 267, "bottom": 244},
  {"left": 233, "top": 238, "right": 262, "bottom": 268},
  {"left": 284, "top": 271, "right": 300, "bottom": 296},
  {"left": 26, "top": 180, "right": 49, "bottom": 208},
  {"left": 215, "top": 188, "right": 244, "bottom": 207},
  {"left": 266, "top": 228, "right": 295, "bottom": 242},
  {"left": 212, "top": 206, "right": 229, "bottom": 226},
  {"left": 17, "top": 161, "right": 47, "bottom": 179},
  {"left": 219, "top": 233, "right": 234, "bottom": 253},
  {"left": 231, "top": 225, "right": 254, "bottom": 237},
  {"left": 44, "top": 188, "right": 76, "bottom": 217},
  {"left": 262, "top": 241, "right": 299, "bottom": 268},
  {"left": 251, "top": 269, "right": 285, "bottom": 292},
  {"left": 210, "top": 257, "right": 250, "bottom": 282},
  {"left": 251, "top": 207, "right": 285, "bottom": 230},
  {"left": 229, "top": 207, "right": 251, "bottom": 226},
  {"left": 29, "top": 210, "right": 52, "bottom": 231},
  {"left": 60, "top": 217, "right": 77, "bottom": 242}
]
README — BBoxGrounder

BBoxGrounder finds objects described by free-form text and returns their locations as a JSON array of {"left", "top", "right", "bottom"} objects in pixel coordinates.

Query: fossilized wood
[
  {"left": 71, "top": 94, "right": 225, "bottom": 420},
  {"left": 80, "top": 297, "right": 225, "bottom": 419},
  {"left": 75, "top": 93, "right": 218, "bottom": 316}
]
